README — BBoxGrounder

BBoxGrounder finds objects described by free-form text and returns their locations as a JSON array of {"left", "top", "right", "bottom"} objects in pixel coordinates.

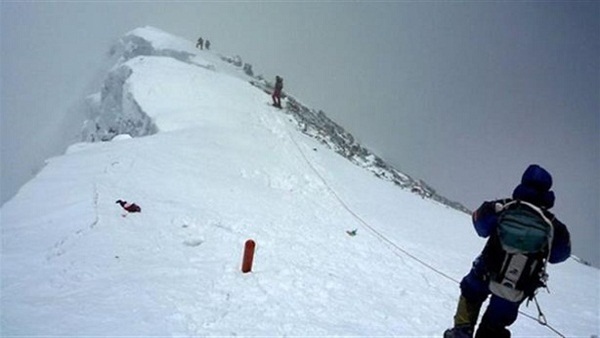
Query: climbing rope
[
  {"left": 285, "top": 124, "right": 461, "bottom": 283},
  {"left": 280, "top": 115, "right": 567, "bottom": 338}
]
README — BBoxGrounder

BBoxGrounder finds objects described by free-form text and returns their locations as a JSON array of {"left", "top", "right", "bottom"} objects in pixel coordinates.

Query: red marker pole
[{"left": 241, "top": 239, "right": 256, "bottom": 273}]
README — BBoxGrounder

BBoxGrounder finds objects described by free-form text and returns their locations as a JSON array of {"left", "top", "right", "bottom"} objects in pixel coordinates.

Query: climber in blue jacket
[{"left": 444, "top": 164, "right": 571, "bottom": 338}]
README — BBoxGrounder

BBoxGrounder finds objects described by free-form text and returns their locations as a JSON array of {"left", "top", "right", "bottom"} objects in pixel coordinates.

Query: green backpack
[{"left": 497, "top": 200, "right": 554, "bottom": 254}]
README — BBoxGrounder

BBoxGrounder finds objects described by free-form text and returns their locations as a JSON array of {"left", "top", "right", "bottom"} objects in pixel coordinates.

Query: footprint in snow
[{"left": 183, "top": 239, "right": 204, "bottom": 247}]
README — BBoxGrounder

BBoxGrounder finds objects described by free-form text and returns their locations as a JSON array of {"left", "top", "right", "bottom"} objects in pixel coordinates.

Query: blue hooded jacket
[{"left": 472, "top": 164, "right": 571, "bottom": 264}]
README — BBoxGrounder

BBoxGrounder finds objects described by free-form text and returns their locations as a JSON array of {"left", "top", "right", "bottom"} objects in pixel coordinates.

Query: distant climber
[
  {"left": 444, "top": 164, "right": 571, "bottom": 338},
  {"left": 205, "top": 40, "right": 211, "bottom": 50},
  {"left": 116, "top": 200, "right": 141, "bottom": 213},
  {"left": 196, "top": 37, "right": 204, "bottom": 50},
  {"left": 272, "top": 76, "right": 283, "bottom": 108}
]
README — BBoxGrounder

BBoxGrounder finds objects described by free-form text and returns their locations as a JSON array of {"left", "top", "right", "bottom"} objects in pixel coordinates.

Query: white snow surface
[{"left": 1, "top": 26, "right": 598, "bottom": 337}]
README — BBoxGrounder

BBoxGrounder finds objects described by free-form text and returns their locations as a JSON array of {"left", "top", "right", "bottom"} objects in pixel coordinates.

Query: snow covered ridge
[
  {"left": 282, "top": 96, "right": 471, "bottom": 214},
  {"left": 82, "top": 26, "right": 469, "bottom": 213},
  {"left": 82, "top": 26, "right": 214, "bottom": 142}
]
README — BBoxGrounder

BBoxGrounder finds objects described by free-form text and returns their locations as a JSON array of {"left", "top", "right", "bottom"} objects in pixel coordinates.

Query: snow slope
[{"left": 1, "top": 26, "right": 598, "bottom": 337}]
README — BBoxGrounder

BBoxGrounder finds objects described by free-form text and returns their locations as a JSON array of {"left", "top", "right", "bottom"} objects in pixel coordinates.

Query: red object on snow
[
  {"left": 116, "top": 200, "right": 141, "bottom": 213},
  {"left": 241, "top": 239, "right": 256, "bottom": 273}
]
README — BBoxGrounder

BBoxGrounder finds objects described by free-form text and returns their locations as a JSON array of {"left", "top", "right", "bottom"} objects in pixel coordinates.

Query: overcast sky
[{"left": 1, "top": 2, "right": 598, "bottom": 266}]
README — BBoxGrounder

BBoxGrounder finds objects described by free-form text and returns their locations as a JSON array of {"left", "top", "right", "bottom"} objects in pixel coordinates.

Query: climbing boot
[{"left": 443, "top": 325, "right": 474, "bottom": 338}]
